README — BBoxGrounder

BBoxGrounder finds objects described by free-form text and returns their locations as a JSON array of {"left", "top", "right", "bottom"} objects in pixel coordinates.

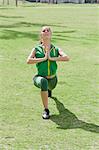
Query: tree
[
  {"left": 48, "top": 0, "right": 51, "bottom": 3},
  {"left": 16, "top": 0, "right": 18, "bottom": 6},
  {"left": 3, "top": 0, "right": 4, "bottom": 5},
  {"left": 7, "top": 0, "right": 9, "bottom": 5},
  {"left": 97, "top": 0, "right": 99, "bottom": 3}
]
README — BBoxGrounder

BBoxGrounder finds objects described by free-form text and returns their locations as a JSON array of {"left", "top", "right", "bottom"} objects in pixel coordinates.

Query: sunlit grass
[{"left": 0, "top": 3, "right": 99, "bottom": 150}]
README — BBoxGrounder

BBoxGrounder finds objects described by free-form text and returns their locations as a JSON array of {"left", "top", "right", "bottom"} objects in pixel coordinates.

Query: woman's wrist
[{"left": 48, "top": 56, "right": 57, "bottom": 61}]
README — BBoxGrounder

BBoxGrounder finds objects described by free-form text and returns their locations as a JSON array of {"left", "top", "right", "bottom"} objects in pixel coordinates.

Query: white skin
[{"left": 27, "top": 26, "right": 70, "bottom": 110}]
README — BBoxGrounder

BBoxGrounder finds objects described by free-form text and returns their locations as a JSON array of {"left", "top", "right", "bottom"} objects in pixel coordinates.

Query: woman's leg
[
  {"left": 41, "top": 91, "right": 48, "bottom": 108},
  {"left": 33, "top": 75, "right": 48, "bottom": 108},
  {"left": 48, "top": 76, "right": 58, "bottom": 97},
  {"left": 33, "top": 75, "right": 50, "bottom": 119}
]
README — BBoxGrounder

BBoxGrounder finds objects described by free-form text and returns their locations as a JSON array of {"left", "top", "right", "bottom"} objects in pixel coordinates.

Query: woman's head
[{"left": 40, "top": 26, "right": 52, "bottom": 43}]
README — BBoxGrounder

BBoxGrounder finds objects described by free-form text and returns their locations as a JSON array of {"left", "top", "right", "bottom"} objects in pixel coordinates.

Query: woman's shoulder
[
  {"left": 34, "top": 44, "right": 43, "bottom": 51},
  {"left": 51, "top": 43, "right": 60, "bottom": 51}
]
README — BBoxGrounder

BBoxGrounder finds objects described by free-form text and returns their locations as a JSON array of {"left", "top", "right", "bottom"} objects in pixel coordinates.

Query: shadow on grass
[
  {"left": 0, "top": 29, "right": 38, "bottom": 40},
  {"left": 0, "top": 21, "right": 77, "bottom": 42},
  {"left": 0, "top": 22, "right": 44, "bottom": 29},
  {"left": 0, "top": 21, "right": 69, "bottom": 29},
  {"left": 0, "top": 30, "right": 75, "bottom": 42},
  {"left": 0, "top": 20, "right": 77, "bottom": 41},
  {"left": 50, "top": 97, "right": 99, "bottom": 133},
  {"left": 0, "top": 15, "right": 24, "bottom": 18},
  {"left": 54, "top": 30, "right": 76, "bottom": 34}
]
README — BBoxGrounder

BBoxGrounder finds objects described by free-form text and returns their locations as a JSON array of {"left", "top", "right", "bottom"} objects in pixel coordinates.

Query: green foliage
[{"left": 0, "top": 3, "right": 99, "bottom": 150}]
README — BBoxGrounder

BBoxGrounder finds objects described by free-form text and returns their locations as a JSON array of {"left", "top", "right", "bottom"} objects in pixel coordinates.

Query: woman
[{"left": 27, "top": 26, "right": 70, "bottom": 119}]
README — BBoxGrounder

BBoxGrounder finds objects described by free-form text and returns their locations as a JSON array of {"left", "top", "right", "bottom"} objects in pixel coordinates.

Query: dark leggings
[{"left": 33, "top": 75, "right": 58, "bottom": 91}]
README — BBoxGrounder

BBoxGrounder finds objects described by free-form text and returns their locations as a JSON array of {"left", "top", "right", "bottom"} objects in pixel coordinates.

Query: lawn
[{"left": 0, "top": 2, "right": 99, "bottom": 150}]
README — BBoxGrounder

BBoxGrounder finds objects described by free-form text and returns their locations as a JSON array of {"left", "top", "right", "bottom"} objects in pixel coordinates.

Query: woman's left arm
[{"left": 48, "top": 48, "right": 70, "bottom": 61}]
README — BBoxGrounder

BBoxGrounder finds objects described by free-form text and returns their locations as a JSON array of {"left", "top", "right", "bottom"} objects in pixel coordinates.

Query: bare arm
[
  {"left": 48, "top": 48, "right": 70, "bottom": 61},
  {"left": 27, "top": 48, "right": 47, "bottom": 64}
]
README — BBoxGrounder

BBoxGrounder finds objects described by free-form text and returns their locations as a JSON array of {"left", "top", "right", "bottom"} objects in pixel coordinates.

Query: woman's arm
[
  {"left": 27, "top": 48, "right": 47, "bottom": 64},
  {"left": 48, "top": 48, "right": 70, "bottom": 61}
]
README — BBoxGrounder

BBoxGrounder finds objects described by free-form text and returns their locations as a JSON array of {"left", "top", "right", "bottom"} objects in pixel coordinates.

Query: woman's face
[{"left": 41, "top": 26, "right": 52, "bottom": 40}]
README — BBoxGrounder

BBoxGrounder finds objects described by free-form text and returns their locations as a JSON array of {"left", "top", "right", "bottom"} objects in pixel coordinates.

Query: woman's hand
[
  {"left": 49, "top": 56, "right": 70, "bottom": 61},
  {"left": 47, "top": 50, "right": 51, "bottom": 60},
  {"left": 48, "top": 49, "right": 70, "bottom": 61},
  {"left": 44, "top": 51, "right": 49, "bottom": 60}
]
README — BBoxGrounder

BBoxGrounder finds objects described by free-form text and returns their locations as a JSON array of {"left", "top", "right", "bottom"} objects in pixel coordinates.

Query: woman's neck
[{"left": 42, "top": 40, "right": 51, "bottom": 51}]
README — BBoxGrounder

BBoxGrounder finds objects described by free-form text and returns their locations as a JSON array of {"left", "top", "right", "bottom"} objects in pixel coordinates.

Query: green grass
[{"left": 0, "top": 2, "right": 99, "bottom": 150}]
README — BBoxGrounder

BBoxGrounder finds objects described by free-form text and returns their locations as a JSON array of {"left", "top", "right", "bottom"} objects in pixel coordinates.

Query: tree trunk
[
  {"left": 56, "top": 0, "right": 58, "bottom": 4},
  {"left": 3, "top": 0, "right": 4, "bottom": 5},
  {"left": 7, "top": 0, "right": 9, "bottom": 5},
  {"left": 16, "top": 0, "right": 18, "bottom": 6}
]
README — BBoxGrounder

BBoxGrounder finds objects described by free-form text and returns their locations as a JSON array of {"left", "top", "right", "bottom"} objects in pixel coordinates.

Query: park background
[{"left": 0, "top": 1, "right": 99, "bottom": 150}]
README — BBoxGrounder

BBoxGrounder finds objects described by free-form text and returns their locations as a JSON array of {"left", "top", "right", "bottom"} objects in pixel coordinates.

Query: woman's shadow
[{"left": 50, "top": 97, "right": 99, "bottom": 133}]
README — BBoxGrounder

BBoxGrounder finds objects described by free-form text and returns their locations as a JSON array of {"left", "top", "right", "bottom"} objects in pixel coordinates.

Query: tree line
[
  {"left": 1, "top": 0, "right": 99, "bottom": 6},
  {"left": 2, "top": 0, "right": 25, "bottom": 6}
]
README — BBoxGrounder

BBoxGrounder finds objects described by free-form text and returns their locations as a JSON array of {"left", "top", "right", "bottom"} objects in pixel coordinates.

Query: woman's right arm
[{"left": 27, "top": 48, "right": 47, "bottom": 64}]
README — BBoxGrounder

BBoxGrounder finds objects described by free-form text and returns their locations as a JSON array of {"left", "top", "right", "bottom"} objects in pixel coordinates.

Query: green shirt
[{"left": 34, "top": 44, "right": 60, "bottom": 76}]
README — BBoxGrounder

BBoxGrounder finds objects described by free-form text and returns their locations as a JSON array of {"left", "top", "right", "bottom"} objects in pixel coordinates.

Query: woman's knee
[
  {"left": 41, "top": 78, "right": 48, "bottom": 91},
  {"left": 48, "top": 76, "right": 58, "bottom": 90}
]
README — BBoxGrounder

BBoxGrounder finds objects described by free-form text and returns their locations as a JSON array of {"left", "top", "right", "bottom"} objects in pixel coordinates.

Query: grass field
[{"left": 0, "top": 2, "right": 99, "bottom": 150}]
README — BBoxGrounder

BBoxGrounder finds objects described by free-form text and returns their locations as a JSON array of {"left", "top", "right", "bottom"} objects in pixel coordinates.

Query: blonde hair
[{"left": 40, "top": 26, "right": 52, "bottom": 44}]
